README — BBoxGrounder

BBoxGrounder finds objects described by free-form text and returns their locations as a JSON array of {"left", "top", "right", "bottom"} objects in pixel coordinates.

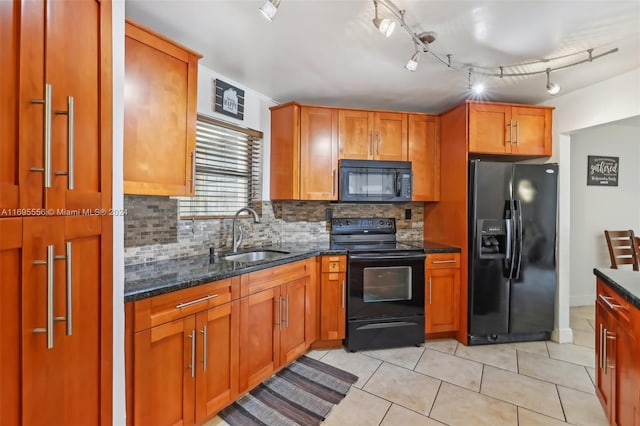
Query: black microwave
[{"left": 339, "top": 159, "right": 412, "bottom": 202}]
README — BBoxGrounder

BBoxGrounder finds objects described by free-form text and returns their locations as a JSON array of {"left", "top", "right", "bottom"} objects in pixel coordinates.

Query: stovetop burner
[{"left": 330, "top": 217, "right": 423, "bottom": 253}]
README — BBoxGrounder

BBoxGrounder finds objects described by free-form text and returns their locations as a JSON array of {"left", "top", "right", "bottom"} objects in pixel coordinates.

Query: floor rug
[{"left": 220, "top": 356, "right": 358, "bottom": 426}]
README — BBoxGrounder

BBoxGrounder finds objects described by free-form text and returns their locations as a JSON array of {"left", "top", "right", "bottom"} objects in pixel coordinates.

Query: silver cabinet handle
[
  {"left": 431, "top": 259, "right": 457, "bottom": 264},
  {"left": 32, "top": 245, "right": 55, "bottom": 348},
  {"left": 598, "top": 294, "right": 624, "bottom": 311},
  {"left": 55, "top": 96, "right": 75, "bottom": 189},
  {"left": 65, "top": 242, "right": 72, "bottom": 336},
  {"left": 201, "top": 326, "right": 207, "bottom": 371},
  {"left": 175, "top": 294, "right": 218, "bottom": 309},
  {"left": 429, "top": 277, "right": 433, "bottom": 304},
  {"left": 277, "top": 296, "right": 283, "bottom": 331},
  {"left": 599, "top": 324, "right": 604, "bottom": 370},
  {"left": 341, "top": 280, "right": 345, "bottom": 309},
  {"left": 190, "top": 150, "right": 196, "bottom": 193},
  {"left": 369, "top": 130, "right": 373, "bottom": 156},
  {"left": 188, "top": 330, "right": 195, "bottom": 378},
  {"left": 332, "top": 169, "right": 336, "bottom": 196},
  {"left": 30, "top": 84, "right": 53, "bottom": 188},
  {"left": 285, "top": 294, "right": 289, "bottom": 327},
  {"left": 603, "top": 327, "right": 608, "bottom": 374},
  {"left": 515, "top": 120, "right": 519, "bottom": 145},
  {"left": 377, "top": 131, "right": 381, "bottom": 156}
]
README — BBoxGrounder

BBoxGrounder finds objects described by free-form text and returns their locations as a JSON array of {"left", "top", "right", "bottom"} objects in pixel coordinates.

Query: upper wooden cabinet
[
  {"left": 338, "top": 109, "right": 408, "bottom": 161},
  {"left": 468, "top": 101, "right": 553, "bottom": 156},
  {"left": 270, "top": 103, "right": 338, "bottom": 200},
  {"left": 124, "top": 19, "right": 201, "bottom": 196},
  {"left": 408, "top": 114, "right": 440, "bottom": 201}
]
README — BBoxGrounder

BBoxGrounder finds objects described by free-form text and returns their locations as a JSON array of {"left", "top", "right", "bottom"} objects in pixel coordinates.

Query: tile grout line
[{"left": 555, "top": 383, "right": 569, "bottom": 423}]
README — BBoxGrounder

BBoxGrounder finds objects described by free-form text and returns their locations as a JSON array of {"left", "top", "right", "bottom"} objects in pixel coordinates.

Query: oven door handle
[{"left": 349, "top": 253, "right": 426, "bottom": 261}]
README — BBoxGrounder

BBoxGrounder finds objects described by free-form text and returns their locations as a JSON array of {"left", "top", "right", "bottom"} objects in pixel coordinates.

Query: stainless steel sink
[{"left": 222, "top": 249, "right": 290, "bottom": 262}]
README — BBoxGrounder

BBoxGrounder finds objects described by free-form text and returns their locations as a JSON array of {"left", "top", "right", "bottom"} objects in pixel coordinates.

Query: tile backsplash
[{"left": 124, "top": 195, "right": 424, "bottom": 265}]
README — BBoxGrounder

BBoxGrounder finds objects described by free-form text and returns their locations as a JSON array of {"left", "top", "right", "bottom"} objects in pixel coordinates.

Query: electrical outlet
[
  {"left": 325, "top": 208, "right": 333, "bottom": 220},
  {"left": 405, "top": 208, "right": 412, "bottom": 220}
]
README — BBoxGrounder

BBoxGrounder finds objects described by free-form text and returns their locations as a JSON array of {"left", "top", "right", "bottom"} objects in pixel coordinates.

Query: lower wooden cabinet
[
  {"left": 319, "top": 255, "right": 347, "bottom": 341},
  {"left": 425, "top": 253, "right": 461, "bottom": 334},
  {"left": 595, "top": 277, "right": 640, "bottom": 426}
]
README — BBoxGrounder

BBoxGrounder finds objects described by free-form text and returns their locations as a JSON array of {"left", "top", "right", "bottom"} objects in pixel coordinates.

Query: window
[{"left": 178, "top": 114, "right": 262, "bottom": 218}]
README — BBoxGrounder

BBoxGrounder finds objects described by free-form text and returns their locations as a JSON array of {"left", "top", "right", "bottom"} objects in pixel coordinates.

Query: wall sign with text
[
  {"left": 214, "top": 79, "right": 245, "bottom": 120},
  {"left": 587, "top": 155, "right": 619, "bottom": 186}
]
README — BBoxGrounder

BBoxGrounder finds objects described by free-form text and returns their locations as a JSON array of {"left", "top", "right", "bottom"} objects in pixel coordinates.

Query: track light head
[
  {"left": 405, "top": 49, "right": 420, "bottom": 71},
  {"left": 259, "top": 0, "right": 281, "bottom": 22},
  {"left": 372, "top": 1, "right": 396, "bottom": 37},
  {"left": 472, "top": 83, "right": 485, "bottom": 95},
  {"left": 417, "top": 31, "right": 437, "bottom": 46},
  {"left": 545, "top": 68, "right": 561, "bottom": 95}
]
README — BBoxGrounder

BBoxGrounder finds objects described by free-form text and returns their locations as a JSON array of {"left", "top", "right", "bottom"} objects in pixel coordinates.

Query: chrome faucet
[{"left": 232, "top": 207, "right": 261, "bottom": 252}]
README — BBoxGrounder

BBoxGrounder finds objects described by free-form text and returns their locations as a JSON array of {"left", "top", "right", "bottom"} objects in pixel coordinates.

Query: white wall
[
  {"left": 196, "top": 66, "right": 277, "bottom": 200},
  {"left": 544, "top": 67, "right": 640, "bottom": 342},
  {"left": 570, "top": 120, "right": 640, "bottom": 305}
]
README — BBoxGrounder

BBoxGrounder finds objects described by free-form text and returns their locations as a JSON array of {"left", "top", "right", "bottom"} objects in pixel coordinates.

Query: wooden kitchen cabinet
[
  {"left": 270, "top": 103, "right": 338, "bottom": 200},
  {"left": 338, "top": 109, "right": 408, "bottom": 161},
  {"left": 319, "top": 255, "right": 347, "bottom": 342},
  {"left": 595, "top": 277, "right": 640, "bottom": 426},
  {"left": 408, "top": 113, "right": 440, "bottom": 201},
  {"left": 1, "top": 0, "right": 111, "bottom": 213},
  {"left": 238, "top": 260, "right": 311, "bottom": 393},
  {"left": 468, "top": 101, "right": 552, "bottom": 156},
  {"left": 128, "top": 277, "right": 240, "bottom": 426},
  {"left": 124, "top": 19, "right": 201, "bottom": 196},
  {"left": 425, "top": 253, "right": 461, "bottom": 334}
]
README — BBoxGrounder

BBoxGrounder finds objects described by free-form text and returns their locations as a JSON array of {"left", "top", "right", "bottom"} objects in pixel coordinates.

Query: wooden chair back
[
  {"left": 635, "top": 236, "right": 640, "bottom": 264},
  {"left": 604, "top": 230, "right": 638, "bottom": 270}
]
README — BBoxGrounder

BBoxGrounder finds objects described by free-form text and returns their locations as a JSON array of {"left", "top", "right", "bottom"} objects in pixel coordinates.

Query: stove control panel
[{"left": 331, "top": 217, "right": 396, "bottom": 235}]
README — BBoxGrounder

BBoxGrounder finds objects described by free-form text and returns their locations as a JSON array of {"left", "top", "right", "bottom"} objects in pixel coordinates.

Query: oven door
[{"left": 348, "top": 252, "right": 425, "bottom": 320}]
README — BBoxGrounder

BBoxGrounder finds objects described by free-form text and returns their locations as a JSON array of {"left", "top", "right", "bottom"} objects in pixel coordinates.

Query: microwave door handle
[{"left": 395, "top": 172, "right": 401, "bottom": 196}]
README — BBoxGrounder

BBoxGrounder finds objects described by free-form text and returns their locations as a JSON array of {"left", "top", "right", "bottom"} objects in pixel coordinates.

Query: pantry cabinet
[
  {"left": 338, "top": 109, "right": 408, "bottom": 161},
  {"left": 408, "top": 113, "right": 440, "bottom": 201},
  {"left": 270, "top": 103, "right": 338, "bottom": 200},
  {"left": 123, "top": 19, "right": 201, "bottom": 196},
  {"left": 595, "top": 277, "right": 640, "bottom": 426},
  {"left": 0, "top": 1, "right": 113, "bottom": 424},
  {"left": 319, "top": 255, "right": 347, "bottom": 342},
  {"left": 468, "top": 101, "right": 552, "bottom": 156},
  {"left": 425, "top": 253, "right": 461, "bottom": 334}
]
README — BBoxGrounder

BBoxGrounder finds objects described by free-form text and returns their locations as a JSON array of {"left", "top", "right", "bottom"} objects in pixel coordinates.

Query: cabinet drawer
[
  {"left": 321, "top": 255, "right": 346, "bottom": 273},
  {"left": 597, "top": 279, "right": 634, "bottom": 327},
  {"left": 241, "top": 259, "right": 307, "bottom": 297},
  {"left": 133, "top": 277, "right": 239, "bottom": 332},
  {"left": 426, "top": 253, "right": 460, "bottom": 269}
]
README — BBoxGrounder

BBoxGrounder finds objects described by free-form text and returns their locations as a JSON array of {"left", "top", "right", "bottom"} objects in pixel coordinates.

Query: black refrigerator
[{"left": 468, "top": 160, "right": 558, "bottom": 345}]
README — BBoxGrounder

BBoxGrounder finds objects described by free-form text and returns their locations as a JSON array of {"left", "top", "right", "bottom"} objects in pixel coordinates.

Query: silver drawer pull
[
  {"left": 175, "top": 294, "right": 218, "bottom": 309},
  {"left": 55, "top": 96, "right": 75, "bottom": 189},
  {"left": 30, "top": 84, "right": 53, "bottom": 188},
  {"left": 431, "top": 259, "right": 457, "bottom": 264},
  {"left": 598, "top": 294, "right": 624, "bottom": 311}
]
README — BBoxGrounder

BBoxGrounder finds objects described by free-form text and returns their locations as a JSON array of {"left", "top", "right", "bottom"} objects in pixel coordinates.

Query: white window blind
[{"left": 178, "top": 114, "right": 262, "bottom": 218}]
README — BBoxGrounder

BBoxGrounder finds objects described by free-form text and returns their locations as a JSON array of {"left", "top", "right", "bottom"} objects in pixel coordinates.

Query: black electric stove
[{"left": 330, "top": 218, "right": 426, "bottom": 351}]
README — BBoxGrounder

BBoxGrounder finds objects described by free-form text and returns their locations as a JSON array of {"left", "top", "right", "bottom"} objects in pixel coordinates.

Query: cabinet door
[
  {"left": 305, "top": 258, "right": 319, "bottom": 346},
  {"left": 239, "top": 287, "right": 281, "bottom": 392},
  {"left": 339, "top": 110, "right": 374, "bottom": 160},
  {"left": 595, "top": 299, "right": 614, "bottom": 418},
  {"left": 613, "top": 312, "right": 639, "bottom": 426},
  {"left": 134, "top": 316, "right": 196, "bottom": 426},
  {"left": 19, "top": 0, "right": 108, "bottom": 211},
  {"left": 374, "top": 112, "right": 408, "bottom": 161},
  {"left": 408, "top": 114, "right": 440, "bottom": 201},
  {"left": 195, "top": 301, "right": 239, "bottom": 423},
  {"left": 280, "top": 278, "right": 308, "bottom": 364},
  {"left": 320, "top": 272, "right": 346, "bottom": 340},
  {"left": 0, "top": 218, "right": 22, "bottom": 425},
  {"left": 468, "top": 103, "right": 511, "bottom": 154},
  {"left": 425, "top": 268, "right": 461, "bottom": 333},
  {"left": 124, "top": 21, "right": 199, "bottom": 196},
  {"left": 22, "top": 216, "right": 105, "bottom": 425},
  {"left": 511, "top": 107, "right": 552, "bottom": 156},
  {"left": 0, "top": 0, "right": 20, "bottom": 212},
  {"left": 300, "top": 107, "right": 338, "bottom": 200}
]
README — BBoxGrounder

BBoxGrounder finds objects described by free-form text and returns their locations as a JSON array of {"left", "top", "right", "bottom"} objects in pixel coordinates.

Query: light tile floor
[{"left": 208, "top": 306, "right": 607, "bottom": 426}]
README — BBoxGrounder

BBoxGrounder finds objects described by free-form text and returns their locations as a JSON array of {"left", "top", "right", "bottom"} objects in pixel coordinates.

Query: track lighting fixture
[
  {"left": 405, "top": 47, "right": 419, "bottom": 72},
  {"left": 545, "top": 68, "right": 561, "bottom": 95},
  {"left": 372, "top": 0, "right": 396, "bottom": 37},
  {"left": 259, "top": 0, "right": 280, "bottom": 22}
]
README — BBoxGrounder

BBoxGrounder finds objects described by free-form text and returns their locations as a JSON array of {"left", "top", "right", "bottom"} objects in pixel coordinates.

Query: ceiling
[{"left": 125, "top": 0, "right": 640, "bottom": 114}]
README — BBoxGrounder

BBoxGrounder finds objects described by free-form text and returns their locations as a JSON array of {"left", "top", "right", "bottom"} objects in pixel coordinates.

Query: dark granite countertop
[
  {"left": 125, "top": 240, "right": 461, "bottom": 302},
  {"left": 593, "top": 268, "right": 640, "bottom": 310}
]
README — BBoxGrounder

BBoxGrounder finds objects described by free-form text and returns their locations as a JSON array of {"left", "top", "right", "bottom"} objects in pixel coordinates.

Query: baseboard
[
  {"left": 570, "top": 294, "right": 596, "bottom": 307},
  {"left": 551, "top": 327, "right": 573, "bottom": 344}
]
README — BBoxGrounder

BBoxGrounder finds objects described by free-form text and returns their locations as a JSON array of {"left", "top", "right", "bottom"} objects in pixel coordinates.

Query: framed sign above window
[
  {"left": 214, "top": 79, "right": 245, "bottom": 120},
  {"left": 587, "top": 155, "right": 619, "bottom": 186}
]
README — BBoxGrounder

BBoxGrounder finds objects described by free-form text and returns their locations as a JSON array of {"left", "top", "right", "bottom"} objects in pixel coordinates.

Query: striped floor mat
[{"left": 220, "top": 356, "right": 358, "bottom": 426}]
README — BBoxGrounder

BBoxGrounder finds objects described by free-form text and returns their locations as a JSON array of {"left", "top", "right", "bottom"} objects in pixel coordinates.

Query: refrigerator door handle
[
  {"left": 504, "top": 218, "right": 512, "bottom": 262},
  {"left": 507, "top": 201, "right": 517, "bottom": 279},
  {"left": 513, "top": 200, "right": 524, "bottom": 280}
]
